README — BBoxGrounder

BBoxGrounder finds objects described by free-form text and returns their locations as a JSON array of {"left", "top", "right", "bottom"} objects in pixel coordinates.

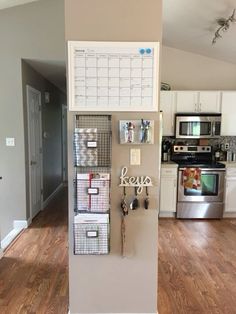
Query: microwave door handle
[{"left": 212, "top": 122, "right": 215, "bottom": 136}]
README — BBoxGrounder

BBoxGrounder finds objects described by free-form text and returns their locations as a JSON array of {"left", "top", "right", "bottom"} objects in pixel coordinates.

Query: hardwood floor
[
  {"left": 0, "top": 188, "right": 69, "bottom": 314},
  {"left": 158, "top": 219, "right": 236, "bottom": 314}
]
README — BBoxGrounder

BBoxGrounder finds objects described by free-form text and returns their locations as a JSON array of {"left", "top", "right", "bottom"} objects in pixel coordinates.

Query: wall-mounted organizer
[
  {"left": 73, "top": 213, "right": 110, "bottom": 255},
  {"left": 76, "top": 173, "right": 110, "bottom": 213},
  {"left": 119, "top": 120, "right": 154, "bottom": 144},
  {"left": 73, "top": 115, "right": 112, "bottom": 255}
]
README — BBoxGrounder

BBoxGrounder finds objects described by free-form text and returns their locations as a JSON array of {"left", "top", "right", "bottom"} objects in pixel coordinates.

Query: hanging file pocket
[
  {"left": 74, "top": 128, "right": 98, "bottom": 166},
  {"left": 73, "top": 214, "right": 110, "bottom": 255},
  {"left": 76, "top": 173, "right": 110, "bottom": 213}
]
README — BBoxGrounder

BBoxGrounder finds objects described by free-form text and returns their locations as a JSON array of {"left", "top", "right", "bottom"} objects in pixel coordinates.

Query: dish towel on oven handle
[{"left": 182, "top": 168, "right": 201, "bottom": 190}]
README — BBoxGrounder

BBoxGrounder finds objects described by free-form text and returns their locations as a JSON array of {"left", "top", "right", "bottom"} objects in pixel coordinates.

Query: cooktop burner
[{"left": 176, "top": 162, "right": 225, "bottom": 169}]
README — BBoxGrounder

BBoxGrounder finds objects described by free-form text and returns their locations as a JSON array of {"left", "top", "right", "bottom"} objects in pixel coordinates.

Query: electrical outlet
[
  {"left": 6, "top": 137, "right": 15, "bottom": 147},
  {"left": 225, "top": 143, "right": 230, "bottom": 150}
]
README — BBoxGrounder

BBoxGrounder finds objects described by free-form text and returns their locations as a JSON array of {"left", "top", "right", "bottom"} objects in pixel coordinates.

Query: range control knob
[
  {"left": 202, "top": 147, "right": 205, "bottom": 150},
  {"left": 180, "top": 147, "right": 183, "bottom": 150},
  {"left": 207, "top": 147, "right": 210, "bottom": 151}
]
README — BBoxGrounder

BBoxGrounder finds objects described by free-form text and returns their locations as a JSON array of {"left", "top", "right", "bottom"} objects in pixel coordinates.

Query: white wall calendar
[{"left": 67, "top": 41, "right": 160, "bottom": 112}]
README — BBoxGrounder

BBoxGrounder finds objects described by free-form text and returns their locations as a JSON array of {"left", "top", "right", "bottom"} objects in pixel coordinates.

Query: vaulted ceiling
[
  {"left": 3, "top": 0, "right": 236, "bottom": 91},
  {"left": 0, "top": 0, "right": 39, "bottom": 10},
  {"left": 163, "top": 0, "right": 236, "bottom": 64}
]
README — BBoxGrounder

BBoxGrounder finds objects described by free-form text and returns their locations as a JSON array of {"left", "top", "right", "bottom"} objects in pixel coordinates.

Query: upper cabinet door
[
  {"left": 176, "top": 91, "right": 198, "bottom": 112},
  {"left": 160, "top": 91, "right": 176, "bottom": 136},
  {"left": 221, "top": 92, "right": 236, "bottom": 136},
  {"left": 198, "top": 91, "right": 221, "bottom": 113}
]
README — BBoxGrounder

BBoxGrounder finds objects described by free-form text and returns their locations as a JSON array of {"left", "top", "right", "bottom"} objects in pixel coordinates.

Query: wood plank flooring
[
  {"left": 158, "top": 219, "right": 236, "bottom": 314},
  {"left": 0, "top": 188, "right": 69, "bottom": 314}
]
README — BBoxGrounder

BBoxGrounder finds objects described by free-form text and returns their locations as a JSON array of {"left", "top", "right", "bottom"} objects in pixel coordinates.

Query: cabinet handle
[
  {"left": 199, "top": 103, "right": 201, "bottom": 112},
  {"left": 195, "top": 103, "right": 197, "bottom": 112}
]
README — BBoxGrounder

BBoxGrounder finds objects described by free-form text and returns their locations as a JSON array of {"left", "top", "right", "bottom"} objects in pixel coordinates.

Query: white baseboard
[
  {"left": 27, "top": 217, "right": 32, "bottom": 226},
  {"left": 0, "top": 248, "right": 3, "bottom": 259},
  {"left": 1, "top": 219, "right": 29, "bottom": 251},
  {"left": 13, "top": 220, "right": 28, "bottom": 229},
  {"left": 159, "top": 211, "right": 176, "bottom": 218},
  {"left": 43, "top": 183, "right": 64, "bottom": 209},
  {"left": 223, "top": 212, "right": 236, "bottom": 218}
]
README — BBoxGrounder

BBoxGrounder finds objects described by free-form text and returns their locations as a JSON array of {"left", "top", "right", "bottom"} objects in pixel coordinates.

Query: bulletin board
[{"left": 67, "top": 41, "right": 160, "bottom": 112}]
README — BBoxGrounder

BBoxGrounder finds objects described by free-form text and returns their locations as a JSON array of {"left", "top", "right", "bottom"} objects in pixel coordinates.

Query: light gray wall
[
  {"left": 65, "top": 0, "right": 162, "bottom": 313},
  {"left": 162, "top": 45, "right": 236, "bottom": 90},
  {"left": 21, "top": 61, "right": 66, "bottom": 217},
  {"left": 0, "top": 0, "right": 65, "bottom": 240}
]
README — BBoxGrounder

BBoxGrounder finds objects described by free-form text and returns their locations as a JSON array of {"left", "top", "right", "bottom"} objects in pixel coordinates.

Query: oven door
[{"left": 178, "top": 168, "right": 225, "bottom": 203}]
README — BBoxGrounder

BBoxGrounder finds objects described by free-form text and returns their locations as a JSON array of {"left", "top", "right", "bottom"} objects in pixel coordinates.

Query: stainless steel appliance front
[
  {"left": 177, "top": 168, "right": 225, "bottom": 219},
  {"left": 175, "top": 114, "right": 221, "bottom": 139}
]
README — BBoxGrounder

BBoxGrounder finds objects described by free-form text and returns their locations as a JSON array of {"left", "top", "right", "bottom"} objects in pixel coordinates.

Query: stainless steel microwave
[{"left": 175, "top": 113, "right": 221, "bottom": 139}]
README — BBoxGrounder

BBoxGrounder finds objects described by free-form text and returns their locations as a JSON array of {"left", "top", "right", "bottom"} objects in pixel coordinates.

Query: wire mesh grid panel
[
  {"left": 97, "top": 132, "right": 111, "bottom": 167},
  {"left": 74, "top": 115, "right": 112, "bottom": 167},
  {"left": 73, "top": 214, "right": 110, "bottom": 255},
  {"left": 76, "top": 173, "right": 110, "bottom": 213},
  {"left": 75, "top": 115, "right": 111, "bottom": 132}
]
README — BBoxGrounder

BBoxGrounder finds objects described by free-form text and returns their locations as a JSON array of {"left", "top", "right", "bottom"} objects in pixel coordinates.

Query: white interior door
[{"left": 27, "top": 86, "right": 43, "bottom": 219}]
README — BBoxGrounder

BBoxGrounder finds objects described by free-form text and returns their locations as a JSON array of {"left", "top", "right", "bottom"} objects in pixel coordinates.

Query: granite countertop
[
  {"left": 220, "top": 161, "right": 236, "bottom": 168},
  {"left": 161, "top": 161, "right": 178, "bottom": 168}
]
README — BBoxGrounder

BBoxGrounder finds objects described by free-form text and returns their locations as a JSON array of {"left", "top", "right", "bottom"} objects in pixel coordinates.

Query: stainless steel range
[{"left": 171, "top": 145, "right": 225, "bottom": 219}]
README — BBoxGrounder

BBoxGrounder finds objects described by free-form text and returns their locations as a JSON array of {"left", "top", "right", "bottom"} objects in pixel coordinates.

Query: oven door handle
[{"left": 179, "top": 168, "right": 225, "bottom": 171}]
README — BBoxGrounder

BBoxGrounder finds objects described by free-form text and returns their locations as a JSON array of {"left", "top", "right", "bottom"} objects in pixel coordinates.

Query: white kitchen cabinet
[
  {"left": 160, "top": 91, "right": 176, "bottom": 136},
  {"left": 221, "top": 92, "right": 236, "bottom": 136},
  {"left": 198, "top": 91, "right": 221, "bottom": 113},
  {"left": 160, "top": 166, "right": 177, "bottom": 214},
  {"left": 224, "top": 167, "right": 236, "bottom": 213},
  {"left": 176, "top": 91, "right": 221, "bottom": 113},
  {"left": 176, "top": 91, "right": 198, "bottom": 112}
]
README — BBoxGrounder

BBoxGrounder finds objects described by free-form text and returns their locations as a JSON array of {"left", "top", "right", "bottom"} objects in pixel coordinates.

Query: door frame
[
  {"left": 61, "top": 104, "right": 67, "bottom": 182},
  {"left": 26, "top": 85, "right": 43, "bottom": 221}
]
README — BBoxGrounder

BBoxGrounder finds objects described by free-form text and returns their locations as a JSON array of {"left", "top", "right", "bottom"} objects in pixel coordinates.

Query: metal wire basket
[{"left": 73, "top": 214, "right": 110, "bottom": 255}]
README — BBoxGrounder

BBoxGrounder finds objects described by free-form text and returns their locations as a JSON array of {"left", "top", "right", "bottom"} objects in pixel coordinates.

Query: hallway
[{"left": 0, "top": 188, "right": 69, "bottom": 314}]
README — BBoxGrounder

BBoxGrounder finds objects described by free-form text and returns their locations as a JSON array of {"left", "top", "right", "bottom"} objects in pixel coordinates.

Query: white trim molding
[
  {"left": 43, "top": 183, "right": 64, "bottom": 209},
  {"left": 0, "top": 248, "right": 3, "bottom": 259},
  {"left": 1, "top": 219, "right": 29, "bottom": 251},
  {"left": 223, "top": 212, "right": 236, "bottom": 218},
  {"left": 13, "top": 220, "right": 28, "bottom": 229},
  {"left": 159, "top": 212, "right": 176, "bottom": 218}
]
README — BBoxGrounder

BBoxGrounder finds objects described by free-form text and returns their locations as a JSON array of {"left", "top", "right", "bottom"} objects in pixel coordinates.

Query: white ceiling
[
  {"left": 0, "top": 0, "right": 38, "bottom": 10},
  {"left": 163, "top": 0, "right": 236, "bottom": 64}
]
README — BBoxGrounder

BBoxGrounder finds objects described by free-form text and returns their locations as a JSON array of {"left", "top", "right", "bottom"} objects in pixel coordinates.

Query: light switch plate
[
  {"left": 130, "top": 148, "right": 141, "bottom": 165},
  {"left": 6, "top": 138, "right": 15, "bottom": 147}
]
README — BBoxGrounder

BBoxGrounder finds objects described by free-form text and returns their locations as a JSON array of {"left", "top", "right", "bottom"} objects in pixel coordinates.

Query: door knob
[{"left": 0, "top": 176, "right": 2, "bottom": 180}]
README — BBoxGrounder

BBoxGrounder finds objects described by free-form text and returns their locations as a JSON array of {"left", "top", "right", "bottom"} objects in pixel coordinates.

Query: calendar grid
[{"left": 71, "top": 43, "right": 158, "bottom": 111}]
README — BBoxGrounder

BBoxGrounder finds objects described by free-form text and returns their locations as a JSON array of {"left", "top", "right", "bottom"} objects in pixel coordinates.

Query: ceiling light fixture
[{"left": 212, "top": 9, "right": 236, "bottom": 44}]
